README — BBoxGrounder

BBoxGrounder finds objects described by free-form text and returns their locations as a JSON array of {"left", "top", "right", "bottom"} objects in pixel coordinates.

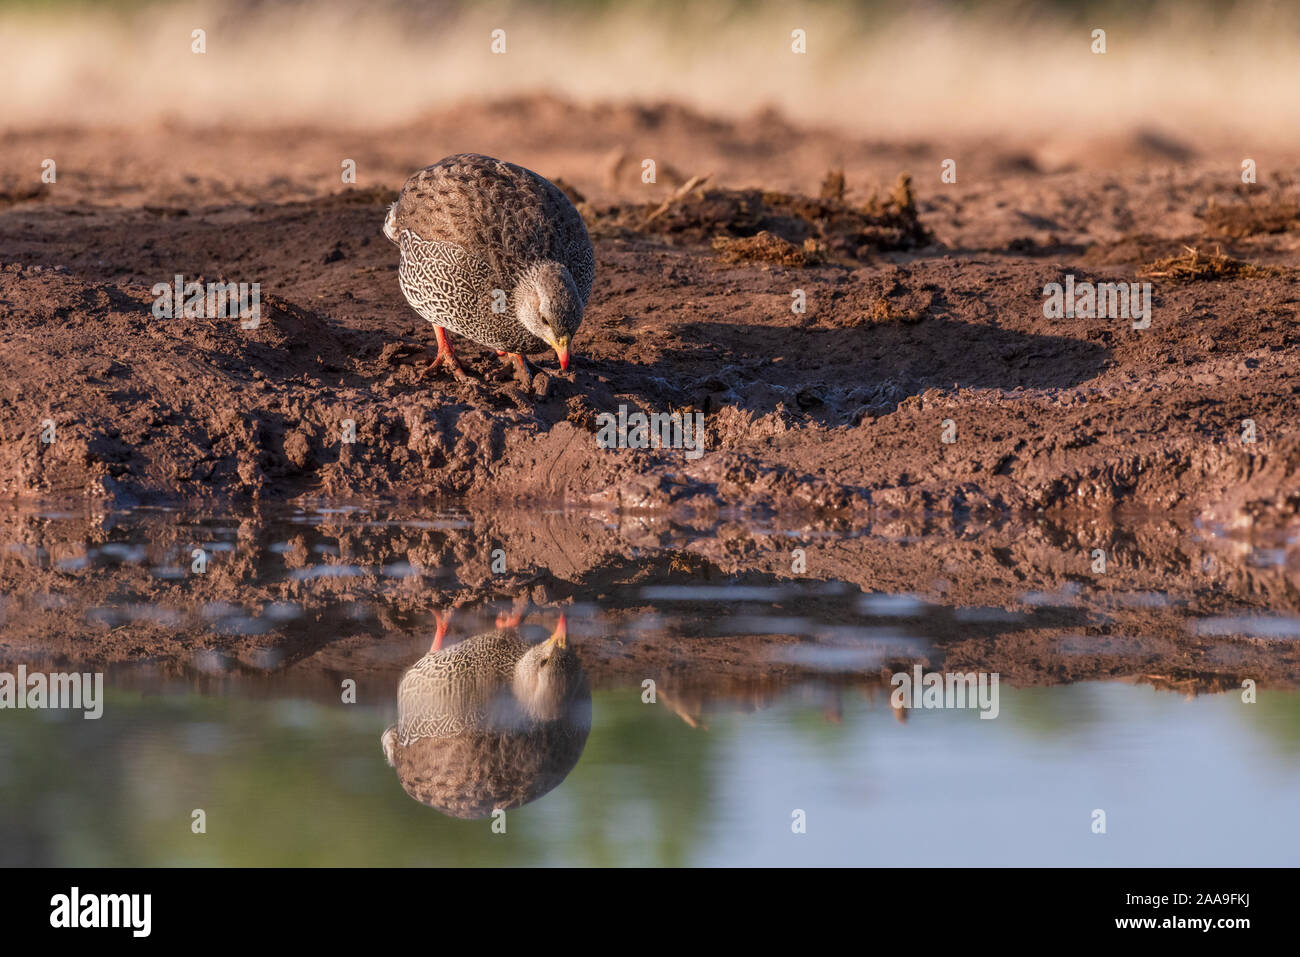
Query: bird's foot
[
  {"left": 495, "top": 597, "right": 529, "bottom": 630},
  {"left": 421, "top": 327, "right": 469, "bottom": 380},
  {"left": 423, "top": 349, "right": 468, "bottom": 380},
  {"left": 500, "top": 352, "right": 537, "bottom": 388}
]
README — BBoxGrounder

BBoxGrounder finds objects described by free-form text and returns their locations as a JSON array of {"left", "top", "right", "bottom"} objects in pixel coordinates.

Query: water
[{"left": 0, "top": 505, "right": 1297, "bottom": 866}]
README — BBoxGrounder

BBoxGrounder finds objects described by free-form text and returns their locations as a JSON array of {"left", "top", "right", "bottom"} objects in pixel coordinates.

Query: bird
[
  {"left": 380, "top": 610, "right": 591, "bottom": 819},
  {"left": 383, "top": 153, "right": 595, "bottom": 383}
]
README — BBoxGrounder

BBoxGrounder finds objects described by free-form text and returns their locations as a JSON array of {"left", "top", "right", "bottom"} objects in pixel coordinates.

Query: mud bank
[
  {"left": 0, "top": 506, "right": 1296, "bottom": 694},
  {"left": 0, "top": 100, "right": 1298, "bottom": 525}
]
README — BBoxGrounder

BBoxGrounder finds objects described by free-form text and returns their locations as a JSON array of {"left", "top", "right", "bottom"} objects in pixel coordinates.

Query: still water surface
[{"left": 0, "top": 506, "right": 1296, "bottom": 865}]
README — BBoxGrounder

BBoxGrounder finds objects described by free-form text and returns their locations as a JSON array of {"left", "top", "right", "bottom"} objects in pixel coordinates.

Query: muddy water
[{"left": 0, "top": 506, "right": 1297, "bottom": 865}]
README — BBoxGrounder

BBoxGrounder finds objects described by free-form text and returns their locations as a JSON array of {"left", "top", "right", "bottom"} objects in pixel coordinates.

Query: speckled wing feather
[
  {"left": 396, "top": 631, "right": 525, "bottom": 743},
  {"left": 396, "top": 232, "right": 495, "bottom": 340},
  {"left": 392, "top": 722, "right": 591, "bottom": 819}
]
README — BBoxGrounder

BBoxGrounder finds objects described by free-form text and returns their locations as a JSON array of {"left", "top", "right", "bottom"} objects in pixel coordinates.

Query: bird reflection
[{"left": 381, "top": 608, "right": 591, "bottom": 819}]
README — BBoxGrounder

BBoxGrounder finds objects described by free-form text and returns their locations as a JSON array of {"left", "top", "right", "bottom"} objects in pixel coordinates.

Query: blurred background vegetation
[{"left": 2, "top": 0, "right": 1296, "bottom": 144}]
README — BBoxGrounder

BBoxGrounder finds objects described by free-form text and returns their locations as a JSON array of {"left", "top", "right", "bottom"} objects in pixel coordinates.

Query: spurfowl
[
  {"left": 380, "top": 611, "right": 591, "bottom": 819},
  {"left": 383, "top": 153, "right": 595, "bottom": 382}
]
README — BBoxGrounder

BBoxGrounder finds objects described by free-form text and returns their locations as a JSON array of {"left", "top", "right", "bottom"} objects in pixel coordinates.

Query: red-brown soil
[{"left": 1, "top": 97, "right": 1297, "bottom": 528}]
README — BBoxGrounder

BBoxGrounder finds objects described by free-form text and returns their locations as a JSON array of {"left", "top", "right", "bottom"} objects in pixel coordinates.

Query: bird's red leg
[
  {"left": 430, "top": 609, "right": 452, "bottom": 652},
  {"left": 423, "top": 326, "right": 468, "bottom": 379}
]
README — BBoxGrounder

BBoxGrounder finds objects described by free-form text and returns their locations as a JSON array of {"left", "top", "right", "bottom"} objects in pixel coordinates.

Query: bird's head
[
  {"left": 511, "top": 616, "right": 586, "bottom": 721},
  {"left": 514, "top": 261, "right": 582, "bottom": 370}
]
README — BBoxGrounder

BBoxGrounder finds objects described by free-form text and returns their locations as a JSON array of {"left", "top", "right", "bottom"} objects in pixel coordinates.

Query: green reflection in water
[
  {"left": 4, "top": 682, "right": 1300, "bottom": 866},
  {"left": 0, "top": 688, "right": 716, "bottom": 866}
]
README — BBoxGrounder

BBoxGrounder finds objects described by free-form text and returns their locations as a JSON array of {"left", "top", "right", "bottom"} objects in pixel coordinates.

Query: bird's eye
[{"left": 539, "top": 657, "right": 549, "bottom": 668}]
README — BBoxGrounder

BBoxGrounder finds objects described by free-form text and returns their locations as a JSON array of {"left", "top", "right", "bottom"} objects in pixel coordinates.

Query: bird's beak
[
  {"left": 554, "top": 336, "right": 570, "bottom": 371},
  {"left": 543, "top": 614, "right": 567, "bottom": 650}
]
